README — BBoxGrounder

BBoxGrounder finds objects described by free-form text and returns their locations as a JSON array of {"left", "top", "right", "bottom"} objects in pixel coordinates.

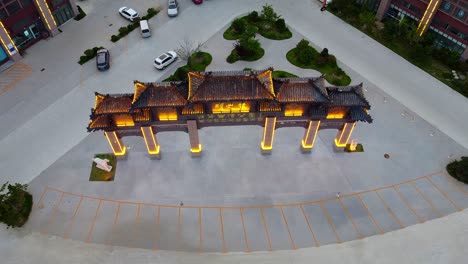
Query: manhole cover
[
  {"left": 40, "top": 68, "right": 45, "bottom": 72},
  {"left": 384, "top": 154, "right": 390, "bottom": 159},
  {"left": 109, "top": 24, "right": 113, "bottom": 27}
]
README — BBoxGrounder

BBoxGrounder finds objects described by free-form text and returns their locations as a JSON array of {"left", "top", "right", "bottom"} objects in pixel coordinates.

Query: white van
[{"left": 139, "top": 20, "right": 151, "bottom": 38}]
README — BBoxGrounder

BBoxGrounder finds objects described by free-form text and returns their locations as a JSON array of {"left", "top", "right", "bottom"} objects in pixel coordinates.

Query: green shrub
[
  {"left": 299, "top": 48, "right": 314, "bottom": 65},
  {"left": 119, "top": 26, "right": 129, "bottom": 36},
  {"left": 272, "top": 70, "right": 298, "bottom": 78},
  {"left": 227, "top": 51, "right": 240, "bottom": 63},
  {"left": 447, "top": 157, "right": 468, "bottom": 184},
  {"left": 261, "top": 3, "right": 280, "bottom": 22},
  {"left": 247, "top": 11, "right": 259, "bottom": 22},
  {"left": 84, "top": 49, "right": 94, "bottom": 57},
  {"left": 79, "top": 55, "right": 88, "bottom": 64},
  {"left": 275, "top": 18, "right": 287, "bottom": 31},
  {"left": 232, "top": 18, "right": 246, "bottom": 33},
  {"left": 296, "top": 39, "right": 310, "bottom": 52},
  {"left": 74, "top": 5, "right": 86, "bottom": 21},
  {"left": 320, "top": 48, "right": 329, "bottom": 57},
  {"left": 0, "top": 182, "right": 33, "bottom": 228},
  {"left": 147, "top": 7, "right": 158, "bottom": 16},
  {"left": 111, "top": 34, "right": 120, "bottom": 42}
]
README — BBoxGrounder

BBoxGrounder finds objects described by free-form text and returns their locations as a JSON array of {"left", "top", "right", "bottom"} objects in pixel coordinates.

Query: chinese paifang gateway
[{"left": 87, "top": 68, "right": 372, "bottom": 158}]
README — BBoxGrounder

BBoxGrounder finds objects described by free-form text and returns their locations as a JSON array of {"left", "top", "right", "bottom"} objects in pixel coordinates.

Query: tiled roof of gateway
[
  {"left": 132, "top": 81, "right": 187, "bottom": 108},
  {"left": 275, "top": 77, "right": 329, "bottom": 103},
  {"left": 349, "top": 107, "right": 373, "bottom": 123},
  {"left": 187, "top": 69, "right": 276, "bottom": 102},
  {"left": 327, "top": 84, "right": 370, "bottom": 108},
  {"left": 93, "top": 93, "right": 133, "bottom": 115}
]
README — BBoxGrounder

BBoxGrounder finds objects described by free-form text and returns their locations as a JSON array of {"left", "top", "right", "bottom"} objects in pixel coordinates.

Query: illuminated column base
[
  {"left": 34, "top": 0, "right": 60, "bottom": 37},
  {"left": 104, "top": 131, "right": 127, "bottom": 158},
  {"left": 416, "top": 0, "right": 442, "bottom": 36},
  {"left": 141, "top": 126, "right": 161, "bottom": 159},
  {"left": 334, "top": 122, "right": 356, "bottom": 149},
  {"left": 301, "top": 120, "right": 320, "bottom": 153},
  {"left": 260, "top": 117, "right": 276, "bottom": 155},
  {"left": 187, "top": 120, "right": 202, "bottom": 157},
  {"left": 0, "top": 22, "right": 22, "bottom": 62}
]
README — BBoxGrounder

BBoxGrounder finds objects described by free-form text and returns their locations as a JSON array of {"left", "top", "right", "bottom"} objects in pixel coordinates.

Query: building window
[
  {"left": 454, "top": 8, "right": 465, "bottom": 20},
  {"left": 326, "top": 107, "right": 347, "bottom": 119},
  {"left": 259, "top": 102, "right": 281, "bottom": 112},
  {"left": 441, "top": 1, "right": 452, "bottom": 13},
  {"left": 5, "top": 1, "right": 21, "bottom": 15},
  {"left": 113, "top": 114, "right": 135, "bottom": 127},
  {"left": 182, "top": 104, "right": 204, "bottom": 115}
]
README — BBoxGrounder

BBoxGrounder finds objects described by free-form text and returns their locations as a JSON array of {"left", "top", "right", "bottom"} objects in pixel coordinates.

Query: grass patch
[
  {"left": 90, "top": 153, "right": 117, "bottom": 181},
  {"left": 446, "top": 157, "right": 468, "bottom": 184},
  {"left": 272, "top": 70, "right": 298, "bottom": 78},
  {"left": 286, "top": 44, "right": 351, "bottom": 86},
  {"left": 164, "top": 52, "right": 212, "bottom": 82},
  {"left": 344, "top": 143, "right": 364, "bottom": 152}
]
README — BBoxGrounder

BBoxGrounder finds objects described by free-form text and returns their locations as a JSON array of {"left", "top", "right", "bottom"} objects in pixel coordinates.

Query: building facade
[
  {"left": 0, "top": 0, "right": 78, "bottom": 66},
  {"left": 375, "top": 0, "right": 468, "bottom": 60},
  {"left": 87, "top": 69, "right": 372, "bottom": 158}
]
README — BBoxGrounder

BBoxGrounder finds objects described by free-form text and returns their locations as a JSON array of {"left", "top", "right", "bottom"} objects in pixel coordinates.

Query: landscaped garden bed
[
  {"left": 223, "top": 4, "right": 292, "bottom": 41},
  {"left": 111, "top": 7, "right": 160, "bottom": 43},
  {"left": 327, "top": 0, "right": 468, "bottom": 97},
  {"left": 287, "top": 39, "right": 351, "bottom": 86},
  {"left": 78, "top": 46, "right": 104, "bottom": 65},
  {"left": 164, "top": 52, "right": 212, "bottom": 82},
  {"left": 90, "top": 153, "right": 117, "bottom": 181}
]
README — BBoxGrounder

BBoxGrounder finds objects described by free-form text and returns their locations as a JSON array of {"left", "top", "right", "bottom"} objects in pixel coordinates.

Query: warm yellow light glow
[
  {"left": 257, "top": 70, "right": 275, "bottom": 96},
  {"left": 93, "top": 94, "right": 104, "bottom": 110},
  {"left": 141, "top": 127, "right": 160, "bottom": 154},
  {"left": 284, "top": 104, "right": 304, "bottom": 116},
  {"left": 43, "top": 0, "right": 57, "bottom": 26},
  {"left": 158, "top": 111, "right": 178, "bottom": 121},
  {"left": 0, "top": 21, "right": 18, "bottom": 55},
  {"left": 212, "top": 102, "right": 250, "bottom": 113},
  {"left": 188, "top": 72, "right": 204, "bottom": 99},
  {"left": 326, "top": 113, "right": 345, "bottom": 119},
  {"left": 190, "top": 144, "right": 202, "bottom": 153},
  {"left": 35, "top": 0, "right": 52, "bottom": 30},
  {"left": 105, "top": 131, "right": 126, "bottom": 156},
  {"left": 419, "top": 0, "right": 440, "bottom": 36},
  {"left": 302, "top": 120, "right": 321, "bottom": 149},
  {"left": 417, "top": 0, "right": 434, "bottom": 31},
  {"left": 133, "top": 82, "right": 147, "bottom": 103},
  {"left": 349, "top": 140, "right": 358, "bottom": 151},
  {"left": 335, "top": 123, "right": 356, "bottom": 147},
  {"left": 260, "top": 117, "right": 276, "bottom": 150},
  {"left": 114, "top": 114, "right": 135, "bottom": 126}
]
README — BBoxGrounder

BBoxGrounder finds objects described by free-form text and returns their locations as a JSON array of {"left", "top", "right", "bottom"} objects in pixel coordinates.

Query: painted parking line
[
  {"left": 0, "top": 62, "right": 32, "bottom": 95},
  {"left": 322, "top": 200, "right": 360, "bottom": 242},
  {"left": 283, "top": 206, "right": 317, "bottom": 248},
  {"left": 239, "top": 208, "right": 251, "bottom": 252},
  {"left": 377, "top": 188, "right": 419, "bottom": 227},
  {"left": 28, "top": 189, "right": 62, "bottom": 231},
  {"left": 412, "top": 179, "right": 458, "bottom": 216},
  {"left": 396, "top": 184, "right": 439, "bottom": 221},
  {"left": 222, "top": 208, "right": 247, "bottom": 252},
  {"left": 365, "top": 191, "right": 403, "bottom": 231},
  {"left": 200, "top": 208, "right": 223, "bottom": 252},
  {"left": 260, "top": 208, "right": 273, "bottom": 251},
  {"left": 219, "top": 208, "right": 227, "bottom": 253},
  {"left": 302, "top": 203, "right": 339, "bottom": 245},
  {"left": 426, "top": 176, "right": 462, "bottom": 211},
  {"left": 262, "top": 207, "right": 291, "bottom": 250},
  {"left": 242, "top": 208, "right": 269, "bottom": 251},
  {"left": 108, "top": 203, "right": 138, "bottom": 248},
  {"left": 64, "top": 196, "right": 83, "bottom": 239},
  {"left": 410, "top": 181, "right": 442, "bottom": 217},
  {"left": 337, "top": 198, "right": 363, "bottom": 239},
  {"left": 41, "top": 192, "right": 64, "bottom": 234},
  {"left": 443, "top": 172, "right": 468, "bottom": 195},
  {"left": 340, "top": 196, "right": 381, "bottom": 237},
  {"left": 429, "top": 174, "right": 468, "bottom": 208},
  {"left": 47, "top": 194, "right": 81, "bottom": 238}
]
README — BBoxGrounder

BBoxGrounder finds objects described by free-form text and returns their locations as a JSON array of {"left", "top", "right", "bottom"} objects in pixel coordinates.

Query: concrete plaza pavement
[{"left": 0, "top": 0, "right": 467, "bottom": 259}]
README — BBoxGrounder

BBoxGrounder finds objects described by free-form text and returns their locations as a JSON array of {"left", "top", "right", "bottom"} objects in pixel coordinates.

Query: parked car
[
  {"left": 96, "top": 49, "right": 110, "bottom": 71},
  {"left": 119, "top": 7, "right": 139, "bottom": 21},
  {"left": 192, "top": 0, "right": 203, "bottom": 4},
  {"left": 154, "top": 51, "right": 177, "bottom": 70},
  {"left": 167, "top": 0, "right": 179, "bottom": 17}
]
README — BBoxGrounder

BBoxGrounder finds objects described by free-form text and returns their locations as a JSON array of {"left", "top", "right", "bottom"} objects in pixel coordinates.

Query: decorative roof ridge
[
  {"left": 309, "top": 77, "right": 329, "bottom": 99},
  {"left": 255, "top": 68, "right": 275, "bottom": 99},
  {"left": 194, "top": 68, "right": 273, "bottom": 77}
]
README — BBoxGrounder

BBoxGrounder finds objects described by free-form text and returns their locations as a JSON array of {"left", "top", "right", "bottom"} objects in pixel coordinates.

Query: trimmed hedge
[
  {"left": 74, "top": 5, "right": 86, "bottom": 21},
  {"left": 78, "top": 46, "right": 104, "bottom": 65},
  {"left": 111, "top": 7, "right": 160, "bottom": 43},
  {"left": 447, "top": 157, "right": 468, "bottom": 184}
]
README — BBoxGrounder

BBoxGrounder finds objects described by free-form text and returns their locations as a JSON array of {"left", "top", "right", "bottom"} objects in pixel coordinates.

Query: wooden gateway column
[
  {"left": 104, "top": 131, "right": 127, "bottom": 157},
  {"left": 187, "top": 120, "right": 202, "bottom": 157},
  {"left": 260, "top": 117, "right": 276, "bottom": 155},
  {"left": 301, "top": 120, "right": 321, "bottom": 153},
  {"left": 141, "top": 126, "right": 161, "bottom": 159},
  {"left": 334, "top": 122, "right": 356, "bottom": 148}
]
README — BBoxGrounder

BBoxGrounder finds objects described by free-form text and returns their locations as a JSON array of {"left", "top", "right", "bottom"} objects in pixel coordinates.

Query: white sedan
[
  {"left": 154, "top": 51, "right": 178, "bottom": 70},
  {"left": 118, "top": 7, "right": 139, "bottom": 21}
]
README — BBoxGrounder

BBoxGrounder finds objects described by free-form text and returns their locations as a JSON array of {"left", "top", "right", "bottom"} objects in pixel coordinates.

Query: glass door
[{"left": 29, "top": 24, "right": 40, "bottom": 39}]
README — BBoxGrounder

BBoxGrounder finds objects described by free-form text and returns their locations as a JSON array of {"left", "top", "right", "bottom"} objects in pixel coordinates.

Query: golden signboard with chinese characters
[{"left": 212, "top": 102, "right": 250, "bottom": 114}]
